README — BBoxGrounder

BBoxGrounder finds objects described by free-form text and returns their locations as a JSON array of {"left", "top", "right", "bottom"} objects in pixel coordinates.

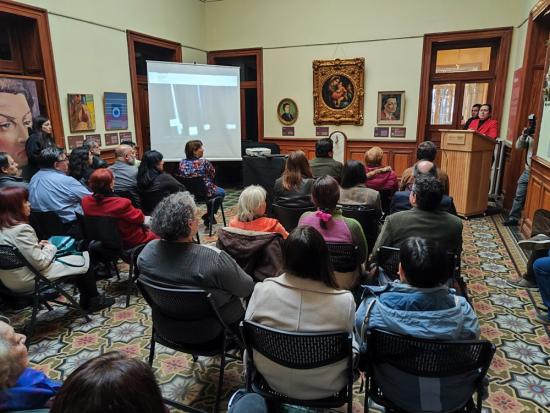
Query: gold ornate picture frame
[{"left": 313, "top": 58, "right": 365, "bottom": 125}]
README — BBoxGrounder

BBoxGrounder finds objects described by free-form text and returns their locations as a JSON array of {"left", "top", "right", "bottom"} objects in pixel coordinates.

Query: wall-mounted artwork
[
  {"left": 391, "top": 127, "right": 407, "bottom": 138},
  {"left": 313, "top": 58, "right": 365, "bottom": 125},
  {"left": 277, "top": 98, "right": 298, "bottom": 125},
  {"left": 68, "top": 94, "right": 95, "bottom": 132},
  {"left": 374, "top": 127, "right": 390, "bottom": 137},
  {"left": 0, "top": 77, "right": 41, "bottom": 167},
  {"left": 104, "top": 92, "right": 128, "bottom": 130},
  {"left": 377, "top": 91, "right": 405, "bottom": 125}
]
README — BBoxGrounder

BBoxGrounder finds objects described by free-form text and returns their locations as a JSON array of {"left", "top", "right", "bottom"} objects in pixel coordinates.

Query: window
[{"left": 435, "top": 47, "right": 492, "bottom": 73}]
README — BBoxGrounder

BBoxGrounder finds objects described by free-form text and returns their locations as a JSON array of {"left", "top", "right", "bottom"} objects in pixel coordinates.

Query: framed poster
[
  {"left": 313, "top": 58, "right": 365, "bottom": 125},
  {"left": 391, "top": 127, "right": 407, "bottom": 138},
  {"left": 374, "top": 127, "right": 390, "bottom": 137},
  {"left": 68, "top": 94, "right": 95, "bottom": 132},
  {"left": 377, "top": 91, "right": 405, "bottom": 125},
  {"left": 105, "top": 132, "right": 119, "bottom": 146},
  {"left": 277, "top": 98, "right": 298, "bottom": 125},
  {"left": 104, "top": 92, "right": 128, "bottom": 130}
]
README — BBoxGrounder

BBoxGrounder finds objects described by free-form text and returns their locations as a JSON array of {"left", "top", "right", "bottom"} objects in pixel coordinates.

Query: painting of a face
[
  {"left": 0, "top": 92, "right": 32, "bottom": 166},
  {"left": 321, "top": 75, "right": 354, "bottom": 110},
  {"left": 277, "top": 98, "right": 298, "bottom": 125}
]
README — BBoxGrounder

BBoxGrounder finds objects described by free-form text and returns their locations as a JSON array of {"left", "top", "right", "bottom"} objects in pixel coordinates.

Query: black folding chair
[
  {"left": 138, "top": 277, "right": 241, "bottom": 413},
  {"left": 241, "top": 320, "right": 354, "bottom": 412},
  {"left": 29, "top": 211, "right": 67, "bottom": 240},
  {"left": 175, "top": 176, "right": 226, "bottom": 236},
  {"left": 114, "top": 189, "right": 141, "bottom": 209},
  {"left": 272, "top": 204, "right": 316, "bottom": 232},
  {"left": 78, "top": 214, "right": 147, "bottom": 307},
  {"left": 0, "top": 245, "right": 90, "bottom": 346},
  {"left": 378, "top": 189, "right": 395, "bottom": 218},
  {"left": 376, "top": 246, "right": 400, "bottom": 280},
  {"left": 326, "top": 242, "right": 360, "bottom": 273},
  {"left": 363, "top": 329, "right": 495, "bottom": 413},
  {"left": 140, "top": 189, "right": 171, "bottom": 216},
  {"left": 340, "top": 205, "right": 381, "bottom": 257}
]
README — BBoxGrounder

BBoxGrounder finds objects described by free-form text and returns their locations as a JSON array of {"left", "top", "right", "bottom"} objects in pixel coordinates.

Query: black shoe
[
  {"left": 81, "top": 294, "right": 115, "bottom": 312},
  {"left": 518, "top": 234, "right": 550, "bottom": 251},
  {"left": 503, "top": 218, "right": 519, "bottom": 226}
]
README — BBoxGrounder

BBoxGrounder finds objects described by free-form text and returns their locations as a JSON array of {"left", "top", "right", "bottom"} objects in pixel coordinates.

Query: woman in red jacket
[
  {"left": 468, "top": 103, "right": 498, "bottom": 139},
  {"left": 82, "top": 168, "right": 158, "bottom": 248}
]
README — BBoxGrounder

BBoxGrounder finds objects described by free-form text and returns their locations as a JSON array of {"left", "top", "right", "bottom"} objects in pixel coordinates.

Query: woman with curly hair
[{"left": 68, "top": 145, "right": 94, "bottom": 187}]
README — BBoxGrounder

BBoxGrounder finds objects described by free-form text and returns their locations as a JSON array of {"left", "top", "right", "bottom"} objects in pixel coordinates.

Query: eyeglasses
[{"left": 56, "top": 157, "right": 69, "bottom": 163}]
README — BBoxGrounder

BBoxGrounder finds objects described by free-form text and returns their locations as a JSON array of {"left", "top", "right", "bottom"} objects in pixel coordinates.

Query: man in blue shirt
[{"left": 29, "top": 147, "right": 91, "bottom": 231}]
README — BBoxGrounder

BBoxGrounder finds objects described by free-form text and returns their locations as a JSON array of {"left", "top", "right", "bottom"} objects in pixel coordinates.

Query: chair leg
[
  {"left": 192, "top": 354, "right": 198, "bottom": 362},
  {"left": 195, "top": 232, "right": 201, "bottom": 244},
  {"left": 113, "top": 259, "right": 121, "bottom": 280},
  {"left": 220, "top": 202, "right": 226, "bottom": 226},
  {"left": 214, "top": 348, "right": 226, "bottom": 413},
  {"left": 25, "top": 288, "right": 40, "bottom": 348},
  {"left": 209, "top": 204, "right": 215, "bottom": 237},
  {"left": 148, "top": 335, "right": 156, "bottom": 366},
  {"left": 125, "top": 279, "right": 133, "bottom": 308},
  {"left": 53, "top": 282, "right": 91, "bottom": 323}
]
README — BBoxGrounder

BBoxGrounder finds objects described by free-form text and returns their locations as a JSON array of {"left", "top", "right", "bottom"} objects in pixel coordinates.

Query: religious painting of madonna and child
[{"left": 313, "top": 58, "right": 364, "bottom": 125}]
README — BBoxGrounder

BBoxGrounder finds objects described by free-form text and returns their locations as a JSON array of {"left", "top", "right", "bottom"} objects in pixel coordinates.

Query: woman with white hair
[{"left": 229, "top": 185, "right": 288, "bottom": 238}]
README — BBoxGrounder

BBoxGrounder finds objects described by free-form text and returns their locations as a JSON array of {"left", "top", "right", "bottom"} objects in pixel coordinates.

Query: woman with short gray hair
[{"left": 137, "top": 192, "right": 254, "bottom": 333}]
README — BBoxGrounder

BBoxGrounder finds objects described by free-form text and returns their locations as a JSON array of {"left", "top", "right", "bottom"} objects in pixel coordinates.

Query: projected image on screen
[{"left": 147, "top": 62, "right": 242, "bottom": 161}]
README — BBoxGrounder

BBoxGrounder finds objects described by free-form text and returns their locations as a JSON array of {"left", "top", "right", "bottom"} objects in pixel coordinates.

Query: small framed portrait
[
  {"left": 277, "top": 98, "right": 298, "bottom": 125},
  {"left": 68, "top": 93, "right": 96, "bottom": 132},
  {"left": 313, "top": 58, "right": 365, "bottom": 125},
  {"left": 377, "top": 91, "right": 405, "bottom": 125}
]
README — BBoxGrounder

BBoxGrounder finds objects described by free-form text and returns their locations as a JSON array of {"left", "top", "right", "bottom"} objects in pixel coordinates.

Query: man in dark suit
[
  {"left": 372, "top": 175, "right": 462, "bottom": 262},
  {"left": 309, "top": 138, "right": 343, "bottom": 181},
  {"left": 281, "top": 103, "right": 294, "bottom": 122}
]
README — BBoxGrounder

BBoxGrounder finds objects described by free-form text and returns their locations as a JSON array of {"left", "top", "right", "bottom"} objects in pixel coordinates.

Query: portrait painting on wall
[
  {"left": 313, "top": 58, "right": 365, "bottom": 125},
  {"left": 104, "top": 92, "right": 128, "bottom": 130},
  {"left": 68, "top": 93, "right": 95, "bottom": 132},
  {"left": 0, "top": 77, "right": 41, "bottom": 167},
  {"left": 277, "top": 98, "right": 298, "bottom": 125},
  {"left": 377, "top": 91, "right": 405, "bottom": 125}
]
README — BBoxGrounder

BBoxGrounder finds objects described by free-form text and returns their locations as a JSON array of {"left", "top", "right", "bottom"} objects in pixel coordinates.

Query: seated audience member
[
  {"left": 400, "top": 141, "right": 449, "bottom": 194},
  {"left": 137, "top": 149, "right": 184, "bottom": 200},
  {"left": 229, "top": 185, "right": 288, "bottom": 238},
  {"left": 82, "top": 168, "right": 158, "bottom": 249},
  {"left": 245, "top": 226, "right": 357, "bottom": 400},
  {"left": 364, "top": 146, "right": 398, "bottom": 192},
  {"left": 273, "top": 150, "right": 314, "bottom": 208},
  {"left": 178, "top": 139, "right": 225, "bottom": 227},
  {"left": 228, "top": 390, "right": 268, "bottom": 413},
  {"left": 372, "top": 175, "right": 462, "bottom": 263},
  {"left": 119, "top": 140, "right": 141, "bottom": 167},
  {"left": 68, "top": 145, "right": 94, "bottom": 187},
  {"left": 0, "top": 319, "right": 61, "bottom": 411},
  {"left": 0, "top": 187, "right": 113, "bottom": 311},
  {"left": 468, "top": 103, "right": 498, "bottom": 139},
  {"left": 355, "top": 238, "right": 479, "bottom": 410},
  {"left": 0, "top": 152, "right": 27, "bottom": 189},
  {"left": 109, "top": 144, "right": 141, "bottom": 207},
  {"left": 83, "top": 137, "right": 107, "bottom": 169},
  {"left": 24, "top": 116, "right": 54, "bottom": 180},
  {"left": 50, "top": 351, "right": 166, "bottom": 413},
  {"left": 532, "top": 250, "right": 550, "bottom": 324},
  {"left": 339, "top": 160, "right": 382, "bottom": 216},
  {"left": 463, "top": 103, "right": 481, "bottom": 130},
  {"left": 309, "top": 138, "right": 343, "bottom": 180},
  {"left": 28, "top": 147, "right": 91, "bottom": 233},
  {"left": 390, "top": 160, "right": 455, "bottom": 214},
  {"left": 137, "top": 192, "right": 254, "bottom": 330},
  {"left": 299, "top": 175, "right": 367, "bottom": 290}
]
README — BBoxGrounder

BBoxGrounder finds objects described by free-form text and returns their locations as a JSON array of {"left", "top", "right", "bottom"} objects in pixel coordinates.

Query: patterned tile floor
[{"left": 1, "top": 190, "right": 550, "bottom": 412}]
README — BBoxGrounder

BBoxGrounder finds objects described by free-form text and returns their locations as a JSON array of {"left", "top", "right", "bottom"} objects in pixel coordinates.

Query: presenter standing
[
  {"left": 178, "top": 140, "right": 225, "bottom": 227},
  {"left": 468, "top": 103, "right": 498, "bottom": 139}
]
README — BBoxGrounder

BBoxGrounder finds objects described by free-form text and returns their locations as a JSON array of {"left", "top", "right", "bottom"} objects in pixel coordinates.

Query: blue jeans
[
  {"left": 533, "top": 250, "right": 550, "bottom": 315},
  {"left": 228, "top": 393, "right": 267, "bottom": 413},
  {"left": 508, "top": 169, "right": 530, "bottom": 220},
  {"left": 208, "top": 187, "right": 225, "bottom": 215}
]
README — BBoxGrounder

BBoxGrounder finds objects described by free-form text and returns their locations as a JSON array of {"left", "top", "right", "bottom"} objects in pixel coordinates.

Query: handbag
[{"left": 48, "top": 236, "right": 80, "bottom": 258}]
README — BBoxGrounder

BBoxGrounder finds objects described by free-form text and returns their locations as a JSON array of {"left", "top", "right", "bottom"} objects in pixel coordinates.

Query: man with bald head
[
  {"left": 389, "top": 160, "right": 456, "bottom": 214},
  {"left": 108, "top": 144, "right": 140, "bottom": 207},
  {"left": 400, "top": 141, "right": 449, "bottom": 194}
]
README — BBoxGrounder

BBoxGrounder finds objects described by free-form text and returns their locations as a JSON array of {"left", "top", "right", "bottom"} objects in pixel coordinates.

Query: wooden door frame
[
  {"left": 127, "top": 30, "right": 182, "bottom": 152},
  {"left": 207, "top": 47, "right": 264, "bottom": 141},
  {"left": 417, "top": 27, "right": 513, "bottom": 141},
  {"left": 0, "top": 0, "right": 64, "bottom": 144}
]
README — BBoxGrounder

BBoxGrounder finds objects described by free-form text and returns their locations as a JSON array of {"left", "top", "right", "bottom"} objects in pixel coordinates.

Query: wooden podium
[{"left": 440, "top": 130, "right": 496, "bottom": 217}]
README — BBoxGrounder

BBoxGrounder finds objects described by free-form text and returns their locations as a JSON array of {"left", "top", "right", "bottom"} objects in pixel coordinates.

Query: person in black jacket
[
  {"left": 83, "top": 137, "right": 107, "bottom": 169},
  {"left": 24, "top": 116, "right": 54, "bottom": 179}
]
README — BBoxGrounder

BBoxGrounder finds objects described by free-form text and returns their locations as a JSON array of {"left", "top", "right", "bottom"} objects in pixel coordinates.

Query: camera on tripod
[{"left": 525, "top": 114, "right": 537, "bottom": 136}]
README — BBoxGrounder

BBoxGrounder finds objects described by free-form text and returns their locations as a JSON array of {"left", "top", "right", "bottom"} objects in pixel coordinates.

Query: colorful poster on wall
[
  {"left": 68, "top": 94, "right": 95, "bottom": 132},
  {"left": 105, "top": 132, "right": 119, "bottom": 146},
  {"left": 104, "top": 92, "right": 128, "bottom": 130},
  {"left": 0, "top": 77, "right": 41, "bottom": 167}
]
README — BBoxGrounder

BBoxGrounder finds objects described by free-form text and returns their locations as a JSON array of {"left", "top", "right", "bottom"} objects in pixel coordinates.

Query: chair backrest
[
  {"left": 174, "top": 176, "right": 209, "bottom": 201},
  {"left": 114, "top": 189, "right": 141, "bottom": 209},
  {"left": 137, "top": 277, "right": 225, "bottom": 344},
  {"left": 378, "top": 189, "right": 394, "bottom": 216},
  {"left": 140, "top": 189, "right": 171, "bottom": 215},
  {"left": 340, "top": 205, "right": 380, "bottom": 255},
  {"left": 242, "top": 320, "right": 352, "bottom": 369},
  {"left": 79, "top": 214, "right": 123, "bottom": 250},
  {"left": 326, "top": 242, "right": 359, "bottom": 273},
  {"left": 0, "top": 245, "right": 26, "bottom": 270},
  {"left": 272, "top": 204, "right": 316, "bottom": 232},
  {"left": 366, "top": 328, "right": 495, "bottom": 412},
  {"left": 29, "top": 211, "right": 66, "bottom": 240}
]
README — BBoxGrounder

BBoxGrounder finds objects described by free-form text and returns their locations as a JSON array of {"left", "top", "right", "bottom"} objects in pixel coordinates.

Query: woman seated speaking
[
  {"left": 0, "top": 187, "right": 113, "bottom": 311},
  {"left": 178, "top": 140, "right": 224, "bottom": 227},
  {"left": 137, "top": 150, "right": 184, "bottom": 210},
  {"left": 273, "top": 150, "right": 314, "bottom": 208},
  {"left": 82, "top": 168, "right": 158, "bottom": 249},
  {"left": 299, "top": 175, "right": 367, "bottom": 290},
  {"left": 137, "top": 192, "right": 254, "bottom": 332},
  {"left": 245, "top": 226, "right": 357, "bottom": 400},
  {"left": 229, "top": 185, "right": 288, "bottom": 238},
  {"left": 339, "top": 160, "right": 382, "bottom": 216}
]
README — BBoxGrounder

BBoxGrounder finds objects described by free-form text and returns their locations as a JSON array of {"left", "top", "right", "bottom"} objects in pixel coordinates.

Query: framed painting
[
  {"left": 377, "top": 91, "right": 405, "bottom": 125},
  {"left": 104, "top": 92, "right": 128, "bottom": 130},
  {"left": 277, "top": 98, "right": 298, "bottom": 125},
  {"left": 313, "top": 58, "right": 365, "bottom": 125},
  {"left": 68, "top": 93, "right": 95, "bottom": 132}
]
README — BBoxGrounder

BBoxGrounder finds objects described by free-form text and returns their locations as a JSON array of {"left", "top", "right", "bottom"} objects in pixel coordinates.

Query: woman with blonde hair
[
  {"left": 364, "top": 146, "right": 397, "bottom": 192},
  {"left": 273, "top": 151, "right": 314, "bottom": 208},
  {"left": 229, "top": 185, "right": 288, "bottom": 238}
]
